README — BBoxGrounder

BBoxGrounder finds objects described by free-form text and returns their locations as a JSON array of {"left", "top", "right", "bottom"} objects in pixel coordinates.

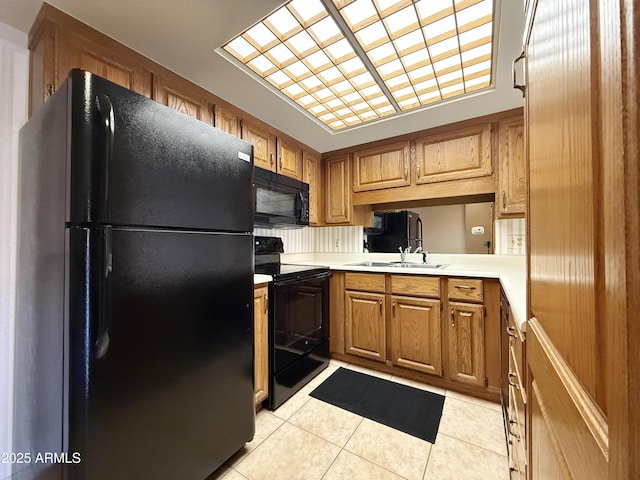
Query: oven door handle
[{"left": 272, "top": 271, "right": 332, "bottom": 286}]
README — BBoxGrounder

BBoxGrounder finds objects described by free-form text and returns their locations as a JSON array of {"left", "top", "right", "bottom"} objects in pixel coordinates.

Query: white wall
[
  {"left": 0, "top": 21, "right": 28, "bottom": 478},
  {"left": 412, "top": 205, "right": 467, "bottom": 254}
]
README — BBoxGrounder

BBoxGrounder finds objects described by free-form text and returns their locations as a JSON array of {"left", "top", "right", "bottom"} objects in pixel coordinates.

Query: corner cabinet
[
  {"left": 253, "top": 285, "right": 269, "bottom": 406},
  {"left": 414, "top": 124, "right": 492, "bottom": 184},
  {"left": 497, "top": 116, "right": 526, "bottom": 217}
]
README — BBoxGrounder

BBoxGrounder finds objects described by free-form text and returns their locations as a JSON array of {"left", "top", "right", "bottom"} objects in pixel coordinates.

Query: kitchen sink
[
  {"left": 346, "top": 261, "right": 447, "bottom": 269},
  {"left": 390, "top": 262, "right": 447, "bottom": 269},
  {"left": 346, "top": 261, "right": 396, "bottom": 267}
]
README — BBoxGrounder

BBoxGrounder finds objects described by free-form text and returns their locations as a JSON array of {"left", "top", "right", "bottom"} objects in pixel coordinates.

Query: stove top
[{"left": 254, "top": 236, "right": 330, "bottom": 282}]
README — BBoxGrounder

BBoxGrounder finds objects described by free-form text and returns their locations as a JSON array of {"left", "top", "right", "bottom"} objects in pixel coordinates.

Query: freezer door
[
  {"left": 66, "top": 69, "right": 253, "bottom": 232},
  {"left": 66, "top": 227, "right": 254, "bottom": 480}
]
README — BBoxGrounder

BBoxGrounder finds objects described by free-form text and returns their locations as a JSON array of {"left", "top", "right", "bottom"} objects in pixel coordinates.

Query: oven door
[{"left": 272, "top": 273, "right": 329, "bottom": 372}]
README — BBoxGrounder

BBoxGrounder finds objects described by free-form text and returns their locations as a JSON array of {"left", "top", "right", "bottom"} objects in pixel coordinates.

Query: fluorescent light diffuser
[{"left": 222, "top": 0, "right": 495, "bottom": 130}]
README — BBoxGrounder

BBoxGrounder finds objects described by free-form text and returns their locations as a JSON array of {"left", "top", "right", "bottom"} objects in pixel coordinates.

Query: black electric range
[{"left": 254, "top": 236, "right": 331, "bottom": 410}]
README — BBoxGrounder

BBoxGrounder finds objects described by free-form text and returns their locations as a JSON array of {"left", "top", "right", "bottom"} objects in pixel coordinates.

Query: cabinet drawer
[
  {"left": 447, "top": 278, "right": 484, "bottom": 302},
  {"left": 390, "top": 275, "right": 440, "bottom": 297},
  {"left": 345, "top": 272, "right": 386, "bottom": 293}
]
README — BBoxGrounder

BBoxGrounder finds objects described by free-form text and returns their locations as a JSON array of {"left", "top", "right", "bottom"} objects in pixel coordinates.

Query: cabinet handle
[
  {"left": 404, "top": 164, "right": 408, "bottom": 180},
  {"left": 264, "top": 294, "right": 268, "bottom": 314},
  {"left": 392, "top": 301, "right": 396, "bottom": 316},
  {"left": 450, "top": 308, "right": 455, "bottom": 327},
  {"left": 279, "top": 148, "right": 284, "bottom": 170},
  {"left": 416, "top": 163, "right": 421, "bottom": 178},
  {"left": 506, "top": 326, "right": 517, "bottom": 337},
  {"left": 502, "top": 191, "right": 507, "bottom": 210},
  {"left": 270, "top": 152, "right": 274, "bottom": 167},
  {"left": 379, "top": 299, "right": 383, "bottom": 315},
  {"left": 512, "top": 50, "right": 526, "bottom": 97},
  {"left": 454, "top": 285, "right": 476, "bottom": 290},
  {"left": 508, "top": 373, "right": 520, "bottom": 390}
]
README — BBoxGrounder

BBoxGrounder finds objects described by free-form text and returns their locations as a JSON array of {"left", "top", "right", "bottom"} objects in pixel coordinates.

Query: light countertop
[
  {"left": 280, "top": 252, "right": 527, "bottom": 331},
  {"left": 254, "top": 274, "right": 272, "bottom": 285}
]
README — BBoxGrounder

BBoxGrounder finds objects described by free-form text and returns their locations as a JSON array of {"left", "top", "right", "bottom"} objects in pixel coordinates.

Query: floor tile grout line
[{"left": 436, "top": 432, "right": 509, "bottom": 458}]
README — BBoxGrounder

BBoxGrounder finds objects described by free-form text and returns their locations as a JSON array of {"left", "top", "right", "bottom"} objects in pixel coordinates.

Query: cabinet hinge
[
  {"left": 484, "top": 377, "right": 489, "bottom": 387},
  {"left": 440, "top": 302, "right": 443, "bottom": 311},
  {"left": 484, "top": 306, "right": 487, "bottom": 317}
]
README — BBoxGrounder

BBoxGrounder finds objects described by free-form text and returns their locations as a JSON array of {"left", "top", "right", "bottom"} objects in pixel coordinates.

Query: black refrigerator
[
  {"left": 367, "top": 210, "right": 423, "bottom": 253},
  {"left": 13, "top": 70, "right": 255, "bottom": 480}
]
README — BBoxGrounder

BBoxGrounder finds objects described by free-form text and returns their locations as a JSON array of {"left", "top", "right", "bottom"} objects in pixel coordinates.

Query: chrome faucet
[{"left": 398, "top": 246, "right": 412, "bottom": 263}]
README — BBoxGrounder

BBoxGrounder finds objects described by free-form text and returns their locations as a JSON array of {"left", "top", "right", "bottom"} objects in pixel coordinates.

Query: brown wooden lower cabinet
[
  {"left": 253, "top": 284, "right": 269, "bottom": 406},
  {"left": 334, "top": 271, "right": 501, "bottom": 400},
  {"left": 390, "top": 295, "right": 442, "bottom": 376},
  {"left": 448, "top": 301, "right": 486, "bottom": 387},
  {"left": 345, "top": 290, "right": 386, "bottom": 362}
]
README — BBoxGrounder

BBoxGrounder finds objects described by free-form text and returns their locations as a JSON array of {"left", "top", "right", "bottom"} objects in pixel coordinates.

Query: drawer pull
[
  {"left": 455, "top": 285, "right": 476, "bottom": 290},
  {"left": 507, "top": 326, "right": 517, "bottom": 337}
]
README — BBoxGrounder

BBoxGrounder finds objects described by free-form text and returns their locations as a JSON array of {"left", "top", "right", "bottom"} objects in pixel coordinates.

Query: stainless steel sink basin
[
  {"left": 390, "top": 263, "right": 447, "bottom": 269},
  {"left": 346, "top": 261, "right": 395, "bottom": 267},
  {"left": 345, "top": 261, "right": 447, "bottom": 269}
]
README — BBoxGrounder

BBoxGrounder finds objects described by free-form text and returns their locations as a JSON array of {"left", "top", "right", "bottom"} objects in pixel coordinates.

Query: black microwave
[{"left": 253, "top": 166, "right": 309, "bottom": 228}]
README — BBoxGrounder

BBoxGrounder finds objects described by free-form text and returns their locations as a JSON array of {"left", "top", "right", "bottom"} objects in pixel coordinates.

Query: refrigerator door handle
[
  {"left": 95, "top": 94, "right": 115, "bottom": 222},
  {"left": 96, "top": 226, "right": 112, "bottom": 359}
]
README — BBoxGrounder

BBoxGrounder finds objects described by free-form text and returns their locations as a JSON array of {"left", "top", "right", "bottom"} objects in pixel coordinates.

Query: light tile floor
[{"left": 210, "top": 360, "right": 508, "bottom": 480}]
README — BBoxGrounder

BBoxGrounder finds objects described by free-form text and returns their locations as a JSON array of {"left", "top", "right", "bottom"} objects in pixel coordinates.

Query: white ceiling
[{"left": 0, "top": 0, "right": 524, "bottom": 153}]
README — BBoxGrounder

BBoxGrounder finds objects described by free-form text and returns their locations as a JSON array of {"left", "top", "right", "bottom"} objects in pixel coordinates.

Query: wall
[
  {"left": 0, "top": 21, "right": 28, "bottom": 478},
  {"left": 254, "top": 226, "right": 363, "bottom": 254},
  {"left": 494, "top": 218, "right": 526, "bottom": 255},
  {"left": 411, "top": 205, "right": 466, "bottom": 253}
]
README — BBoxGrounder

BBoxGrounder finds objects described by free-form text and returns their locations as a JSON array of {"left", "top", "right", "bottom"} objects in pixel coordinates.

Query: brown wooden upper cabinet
[
  {"left": 213, "top": 104, "right": 240, "bottom": 138},
  {"left": 324, "top": 154, "right": 351, "bottom": 224},
  {"left": 277, "top": 138, "right": 303, "bottom": 181},
  {"left": 242, "top": 121, "right": 276, "bottom": 171},
  {"left": 152, "top": 74, "right": 213, "bottom": 124},
  {"left": 414, "top": 124, "right": 492, "bottom": 184},
  {"left": 29, "top": 9, "right": 152, "bottom": 114},
  {"left": 303, "top": 150, "right": 322, "bottom": 225},
  {"left": 352, "top": 141, "right": 411, "bottom": 192},
  {"left": 496, "top": 116, "right": 526, "bottom": 217}
]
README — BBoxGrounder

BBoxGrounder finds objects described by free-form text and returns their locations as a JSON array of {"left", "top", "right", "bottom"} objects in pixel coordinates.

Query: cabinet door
[
  {"left": 390, "top": 295, "right": 442, "bottom": 376},
  {"left": 353, "top": 142, "right": 411, "bottom": 191},
  {"left": 55, "top": 28, "right": 152, "bottom": 98},
  {"left": 345, "top": 290, "right": 386, "bottom": 362},
  {"left": 324, "top": 154, "right": 351, "bottom": 224},
  {"left": 448, "top": 302, "right": 485, "bottom": 386},
  {"left": 153, "top": 74, "right": 212, "bottom": 124},
  {"left": 213, "top": 104, "right": 240, "bottom": 137},
  {"left": 303, "top": 150, "right": 322, "bottom": 225},
  {"left": 497, "top": 116, "right": 526, "bottom": 216},
  {"left": 253, "top": 285, "right": 269, "bottom": 405},
  {"left": 414, "top": 124, "right": 492, "bottom": 184},
  {"left": 243, "top": 122, "right": 276, "bottom": 171},
  {"left": 278, "top": 138, "right": 303, "bottom": 180}
]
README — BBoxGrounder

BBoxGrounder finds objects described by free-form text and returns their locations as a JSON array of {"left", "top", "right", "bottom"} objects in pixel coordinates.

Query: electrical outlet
[
  {"left": 509, "top": 235, "right": 524, "bottom": 248},
  {"left": 334, "top": 238, "right": 340, "bottom": 250}
]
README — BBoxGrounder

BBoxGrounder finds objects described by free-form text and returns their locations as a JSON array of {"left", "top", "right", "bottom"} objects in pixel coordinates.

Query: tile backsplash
[{"left": 254, "top": 226, "right": 363, "bottom": 254}]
